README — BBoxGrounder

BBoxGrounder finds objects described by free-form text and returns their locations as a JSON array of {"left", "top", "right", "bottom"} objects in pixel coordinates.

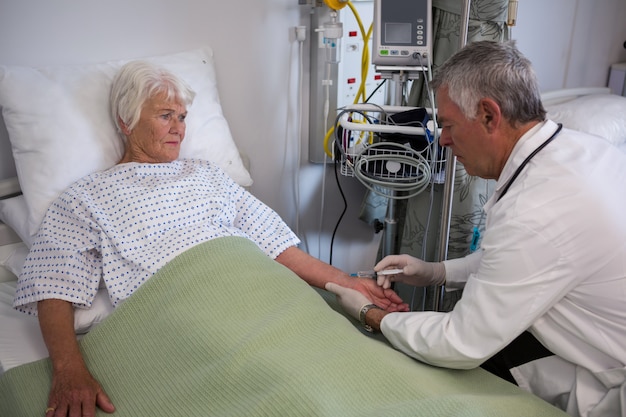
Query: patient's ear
[{"left": 118, "top": 117, "right": 132, "bottom": 136}]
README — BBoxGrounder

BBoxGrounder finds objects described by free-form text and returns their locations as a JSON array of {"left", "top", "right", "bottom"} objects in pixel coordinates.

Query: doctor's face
[
  {"left": 436, "top": 87, "right": 497, "bottom": 179},
  {"left": 122, "top": 92, "right": 188, "bottom": 164}
]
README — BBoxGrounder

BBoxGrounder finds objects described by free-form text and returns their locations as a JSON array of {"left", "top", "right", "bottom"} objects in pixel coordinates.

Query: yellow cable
[
  {"left": 324, "top": 116, "right": 373, "bottom": 159},
  {"left": 347, "top": 2, "right": 372, "bottom": 105},
  {"left": 323, "top": 0, "right": 349, "bottom": 10},
  {"left": 323, "top": 125, "right": 336, "bottom": 158}
]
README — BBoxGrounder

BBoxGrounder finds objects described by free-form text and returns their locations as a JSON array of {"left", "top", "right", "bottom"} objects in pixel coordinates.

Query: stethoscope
[{"left": 496, "top": 123, "right": 563, "bottom": 202}]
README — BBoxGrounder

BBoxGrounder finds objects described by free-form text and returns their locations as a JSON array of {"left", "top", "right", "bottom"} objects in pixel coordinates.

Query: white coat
[{"left": 381, "top": 120, "right": 626, "bottom": 416}]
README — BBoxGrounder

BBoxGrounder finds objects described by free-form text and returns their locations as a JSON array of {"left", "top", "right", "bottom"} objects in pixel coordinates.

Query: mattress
[{"left": 0, "top": 281, "right": 49, "bottom": 375}]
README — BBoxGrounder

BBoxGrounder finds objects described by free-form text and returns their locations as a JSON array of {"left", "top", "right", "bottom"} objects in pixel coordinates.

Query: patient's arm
[
  {"left": 38, "top": 299, "right": 116, "bottom": 416},
  {"left": 275, "top": 246, "right": 409, "bottom": 312}
]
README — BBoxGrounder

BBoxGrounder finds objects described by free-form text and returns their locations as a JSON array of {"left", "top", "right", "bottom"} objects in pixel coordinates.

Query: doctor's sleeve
[{"left": 443, "top": 250, "right": 482, "bottom": 291}]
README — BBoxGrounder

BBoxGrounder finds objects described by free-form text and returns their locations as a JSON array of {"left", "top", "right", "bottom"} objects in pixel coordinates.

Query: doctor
[{"left": 326, "top": 40, "right": 626, "bottom": 417}]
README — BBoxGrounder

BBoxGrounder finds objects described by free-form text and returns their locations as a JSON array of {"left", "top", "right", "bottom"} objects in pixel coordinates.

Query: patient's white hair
[
  {"left": 432, "top": 40, "right": 546, "bottom": 126},
  {"left": 110, "top": 61, "right": 196, "bottom": 140}
]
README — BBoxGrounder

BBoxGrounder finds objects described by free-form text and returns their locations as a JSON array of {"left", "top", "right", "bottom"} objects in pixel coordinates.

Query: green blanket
[{"left": 0, "top": 237, "right": 567, "bottom": 416}]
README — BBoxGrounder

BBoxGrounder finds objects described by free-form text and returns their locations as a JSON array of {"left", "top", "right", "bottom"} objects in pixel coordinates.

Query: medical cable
[
  {"left": 351, "top": 141, "right": 432, "bottom": 199},
  {"left": 327, "top": 110, "right": 378, "bottom": 265},
  {"left": 333, "top": 104, "right": 434, "bottom": 199},
  {"left": 365, "top": 78, "right": 387, "bottom": 104},
  {"left": 329, "top": 157, "right": 348, "bottom": 265}
]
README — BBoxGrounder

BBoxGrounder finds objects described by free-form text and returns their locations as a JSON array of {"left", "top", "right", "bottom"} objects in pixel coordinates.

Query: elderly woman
[{"left": 13, "top": 61, "right": 408, "bottom": 417}]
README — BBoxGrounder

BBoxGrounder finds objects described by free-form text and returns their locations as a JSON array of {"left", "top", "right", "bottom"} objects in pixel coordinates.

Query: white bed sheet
[
  {"left": 0, "top": 280, "right": 48, "bottom": 375},
  {"left": 0, "top": 241, "right": 114, "bottom": 375}
]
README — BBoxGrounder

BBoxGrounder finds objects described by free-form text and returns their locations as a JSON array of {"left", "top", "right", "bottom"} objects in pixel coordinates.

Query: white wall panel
[{"left": 515, "top": 0, "right": 626, "bottom": 91}]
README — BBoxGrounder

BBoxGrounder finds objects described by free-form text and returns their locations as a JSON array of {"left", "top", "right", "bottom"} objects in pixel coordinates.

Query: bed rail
[{"left": 0, "top": 177, "right": 20, "bottom": 199}]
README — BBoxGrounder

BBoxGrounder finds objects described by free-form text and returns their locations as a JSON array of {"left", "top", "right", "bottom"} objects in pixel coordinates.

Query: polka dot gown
[{"left": 14, "top": 159, "right": 300, "bottom": 315}]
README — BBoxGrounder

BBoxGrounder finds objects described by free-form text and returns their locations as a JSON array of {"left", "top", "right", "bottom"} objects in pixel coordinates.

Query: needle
[{"left": 350, "top": 269, "right": 403, "bottom": 278}]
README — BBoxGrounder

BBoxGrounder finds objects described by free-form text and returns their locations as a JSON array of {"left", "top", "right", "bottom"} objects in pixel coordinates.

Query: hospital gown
[{"left": 13, "top": 159, "right": 300, "bottom": 315}]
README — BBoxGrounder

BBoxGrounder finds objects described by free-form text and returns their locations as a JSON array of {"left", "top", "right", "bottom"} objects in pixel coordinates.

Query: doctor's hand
[
  {"left": 375, "top": 254, "right": 446, "bottom": 289},
  {"left": 325, "top": 282, "right": 372, "bottom": 320}
]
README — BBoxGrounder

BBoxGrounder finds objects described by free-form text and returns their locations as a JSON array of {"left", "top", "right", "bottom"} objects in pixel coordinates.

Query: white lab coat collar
[{"left": 484, "top": 120, "right": 558, "bottom": 212}]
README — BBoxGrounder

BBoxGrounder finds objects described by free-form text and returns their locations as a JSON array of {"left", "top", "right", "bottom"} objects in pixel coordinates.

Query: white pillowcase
[
  {"left": 0, "top": 196, "right": 31, "bottom": 247},
  {"left": 0, "top": 46, "right": 253, "bottom": 243},
  {"left": 0, "top": 242, "right": 28, "bottom": 282},
  {"left": 546, "top": 93, "right": 626, "bottom": 151}
]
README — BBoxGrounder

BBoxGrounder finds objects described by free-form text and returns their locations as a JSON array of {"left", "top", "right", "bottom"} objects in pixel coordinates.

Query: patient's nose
[{"left": 170, "top": 118, "right": 185, "bottom": 134}]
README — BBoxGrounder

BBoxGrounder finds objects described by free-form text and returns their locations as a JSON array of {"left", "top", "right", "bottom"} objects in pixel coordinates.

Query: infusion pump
[{"left": 372, "top": 0, "right": 432, "bottom": 66}]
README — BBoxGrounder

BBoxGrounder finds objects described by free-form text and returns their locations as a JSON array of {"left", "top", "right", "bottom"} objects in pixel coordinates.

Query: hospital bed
[{"left": 2, "top": 47, "right": 622, "bottom": 417}]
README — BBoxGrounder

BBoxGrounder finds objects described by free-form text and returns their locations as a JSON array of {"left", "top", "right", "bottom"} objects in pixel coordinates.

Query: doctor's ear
[{"left": 478, "top": 98, "right": 502, "bottom": 132}]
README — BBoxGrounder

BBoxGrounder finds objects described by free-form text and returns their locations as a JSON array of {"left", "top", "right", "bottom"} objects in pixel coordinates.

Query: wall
[
  {"left": 1, "top": 0, "right": 625, "bottom": 275},
  {"left": 514, "top": 0, "right": 626, "bottom": 91}
]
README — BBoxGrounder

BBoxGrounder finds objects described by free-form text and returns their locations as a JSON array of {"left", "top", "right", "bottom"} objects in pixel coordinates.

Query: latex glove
[
  {"left": 325, "top": 282, "right": 372, "bottom": 320},
  {"left": 374, "top": 254, "right": 446, "bottom": 289}
]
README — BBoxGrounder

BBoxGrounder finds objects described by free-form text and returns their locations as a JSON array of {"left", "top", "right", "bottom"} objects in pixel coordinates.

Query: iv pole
[
  {"left": 378, "top": 69, "right": 424, "bottom": 257},
  {"left": 432, "top": 0, "right": 471, "bottom": 311}
]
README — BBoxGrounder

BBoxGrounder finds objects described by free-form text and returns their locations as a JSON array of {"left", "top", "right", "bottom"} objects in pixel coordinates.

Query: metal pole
[
  {"left": 432, "top": 0, "right": 471, "bottom": 311},
  {"left": 383, "top": 192, "right": 398, "bottom": 256},
  {"left": 382, "top": 71, "right": 409, "bottom": 258}
]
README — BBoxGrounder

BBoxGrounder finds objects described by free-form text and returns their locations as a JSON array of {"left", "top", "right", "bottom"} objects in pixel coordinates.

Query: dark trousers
[{"left": 480, "top": 331, "right": 554, "bottom": 385}]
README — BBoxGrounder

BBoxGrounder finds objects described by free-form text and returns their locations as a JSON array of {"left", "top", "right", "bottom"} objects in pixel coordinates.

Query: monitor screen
[{"left": 385, "top": 22, "right": 412, "bottom": 44}]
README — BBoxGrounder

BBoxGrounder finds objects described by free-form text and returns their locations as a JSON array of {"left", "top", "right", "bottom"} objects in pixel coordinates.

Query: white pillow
[
  {"left": 546, "top": 94, "right": 626, "bottom": 149},
  {"left": 0, "top": 196, "right": 31, "bottom": 247},
  {"left": 74, "top": 288, "right": 115, "bottom": 334},
  {"left": 0, "top": 47, "right": 253, "bottom": 242},
  {"left": 0, "top": 242, "right": 28, "bottom": 282}
]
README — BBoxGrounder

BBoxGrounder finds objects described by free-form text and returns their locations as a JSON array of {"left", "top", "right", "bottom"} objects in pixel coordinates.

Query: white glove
[
  {"left": 325, "top": 282, "right": 371, "bottom": 320},
  {"left": 374, "top": 254, "right": 446, "bottom": 289}
]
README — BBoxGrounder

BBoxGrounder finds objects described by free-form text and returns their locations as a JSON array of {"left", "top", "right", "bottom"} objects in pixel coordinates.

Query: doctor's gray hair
[
  {"left": 110, "top": 61, "right": 196, "bottom": 140},
  {"left": 431, "top": 40, "right": 546, "bottom": 126}
]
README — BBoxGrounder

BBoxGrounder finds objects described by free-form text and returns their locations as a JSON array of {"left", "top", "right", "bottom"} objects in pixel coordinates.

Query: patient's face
[{"left": 123, "top": 92, "right": 188, "bottom": 163}]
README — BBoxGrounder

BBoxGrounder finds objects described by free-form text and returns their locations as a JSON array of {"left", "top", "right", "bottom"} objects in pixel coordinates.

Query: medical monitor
[{"left": 372, "top": 0, "right": 432, "bottom": 66}]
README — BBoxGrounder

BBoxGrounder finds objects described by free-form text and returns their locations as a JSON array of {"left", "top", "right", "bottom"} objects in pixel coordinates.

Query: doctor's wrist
[{"left": 363, "top": 305, "right": 389, "bottom": 333}]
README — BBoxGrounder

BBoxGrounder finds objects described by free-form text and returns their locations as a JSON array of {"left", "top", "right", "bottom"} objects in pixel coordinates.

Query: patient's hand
[
  {"left": 350, "top": 278, "right": 409, "bottom": 312},
  {"left": 273, "top": 246, "right": 408, "bottom": 312},
  {"left": 47, "top": 366, "right": 115, "bottom": 416},
  {"left": 38, "top": 299, "right": 116, "bottom": 416}
]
